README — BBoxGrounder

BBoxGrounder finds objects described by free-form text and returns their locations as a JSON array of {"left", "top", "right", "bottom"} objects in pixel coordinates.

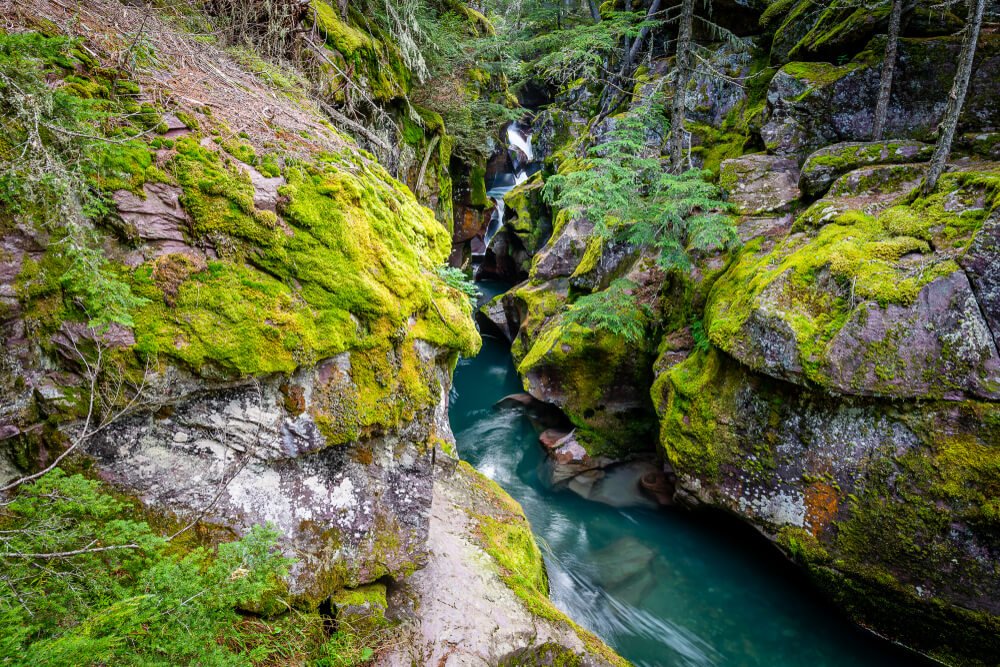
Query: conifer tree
[
  {"left": 872, "top": 0, "right": 905, "bottom": 140},
  {"left": 923, "top": 0, "right": 987, "bottom": 193}
]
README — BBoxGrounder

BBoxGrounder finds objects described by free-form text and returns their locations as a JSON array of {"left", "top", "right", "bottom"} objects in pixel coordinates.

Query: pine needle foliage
[
  {"left": 526, "top": 11, "right": 652, "bottom": 87},
  {"left": 0, "top": 470, "right": 296, "bottom": 665},
  {"left": 0, "top": 33, "right": 149, "bottom": 330},
  {"left": 543, "top": 101, "right": 739, "bottom": 271},
  {"left": 563, "top": 279, "right": 650, "bottom": 343}
]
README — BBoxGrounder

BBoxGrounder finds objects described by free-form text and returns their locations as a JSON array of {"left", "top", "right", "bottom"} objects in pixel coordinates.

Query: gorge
[{"left": 0, "top": 0, "right": 998, "bottom": 666}]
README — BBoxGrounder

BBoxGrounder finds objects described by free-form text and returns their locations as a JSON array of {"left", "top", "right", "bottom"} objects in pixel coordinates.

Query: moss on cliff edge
[{"left": 132, "top": 146, "right": 478, "bottom": 381}]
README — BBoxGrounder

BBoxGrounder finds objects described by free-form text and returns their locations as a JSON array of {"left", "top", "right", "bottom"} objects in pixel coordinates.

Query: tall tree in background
[
  {"left": 923, "top": 0, "right": 987, "bottom": 193},
  {"left": 587, "top": 0, "right": 602, "bottom": 22},
  {"left": 872, "top": 0, "right": 904, "bottom": 140},
  {"left": 668, "top": 0, "right": 695, "bottom": 171}
]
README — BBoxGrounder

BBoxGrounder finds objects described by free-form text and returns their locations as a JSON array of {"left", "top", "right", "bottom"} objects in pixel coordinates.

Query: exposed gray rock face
[
  {"left": 961, "top": 208, "right": 1000, "bottom": 350},
  {"left": 85, "top": 351, "right": 455, "bottom": 604},
  {"left": 720, "top": 154, "right": 801, "bottom": 215},
  {"left": 477, "top": 292, "right": 522, "bottom": 343},
  {"left": 824, "top": 270, "right": 1000, "bottom": 399},
  {"left": 531, "top": 216, "right": 593, "bottom": 281},
  {"left": 762, "top": 37, "right": 1000, "bottom": 161},
  {"left": 376, "top": 461, "right": 620, "bottom": 667},
  {"left": 798, "top": 141, "right": 934, "bottom": 198}
]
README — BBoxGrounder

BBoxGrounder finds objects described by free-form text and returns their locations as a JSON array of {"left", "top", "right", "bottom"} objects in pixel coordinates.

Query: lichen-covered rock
[
  {"left": 706, "top": 167, "right": 1000, "bottom": 400},
  {"left": 762, "top": 36, "right": 1000, "bottom": 160},
  {"left": 798, "top": 141, "right": 934, "bottom": 198},
  {"left": 961, "top": 207, "right": 1000, "bottom": 351},
  {"left": 85, "top": 342, "right": 455, "bottom": 605},
  {"left": 650, "top": 348, "right": 1000, "bottom": 665},
  {"left": 719, "top": 154, "right": 801, "bottom": 215}
]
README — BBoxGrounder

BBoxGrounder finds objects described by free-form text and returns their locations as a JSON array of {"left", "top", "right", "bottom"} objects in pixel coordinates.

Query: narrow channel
[{"left": 449, "top": 282, "right": 931, "bottom": 667}]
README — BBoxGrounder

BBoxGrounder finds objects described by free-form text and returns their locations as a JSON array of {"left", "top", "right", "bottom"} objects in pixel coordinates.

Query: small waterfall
[
  {"left": 476, "top": 122, "right": 538, "bottom": 260},
  {"left": 507, "top": 123, "right": 533, "bottom": 164}
]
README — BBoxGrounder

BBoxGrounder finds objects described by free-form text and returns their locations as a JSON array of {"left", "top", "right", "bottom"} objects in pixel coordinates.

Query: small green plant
[
  {"left": 690, "top": 317, "right": 711, "bottom": 352},
  {"left": 0, "top": 32, "right": 150, "bottom": 330},
  {"left": 544, "top": 99, "right": 740, "bottom": 271},
  {"left": 563, "top": 279, "right": 649, "bottom": 342},
  {"left": 436, "top": 265, "right": 480, "bottom": 304},
  {"left": 0, "top": 470, "right": 292, "bottom": 665}
]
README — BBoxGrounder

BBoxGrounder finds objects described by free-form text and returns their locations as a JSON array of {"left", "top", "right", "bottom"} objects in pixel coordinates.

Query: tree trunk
[
  {"left": 588, "top": 0, "right": 601, "bottom": 22},
  {"left": 669, "top": 0, "right": 695, "bottom": 172},
  {"left": 872, "top": 0, "right": 903, "bottom": 140},
  {"left": 626, "top": 0, "right": 663, "bottom": 67},
  {"left": 922, "top": 0, "right": 986, "bottom": 194},
  {"left": 596, "top": 0, "right": 662, "bottom": 118}
]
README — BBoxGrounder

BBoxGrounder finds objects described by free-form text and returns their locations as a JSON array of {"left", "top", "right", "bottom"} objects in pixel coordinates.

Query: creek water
[{"left": 448, "top": 282, "right": 930, "bottom": 667}]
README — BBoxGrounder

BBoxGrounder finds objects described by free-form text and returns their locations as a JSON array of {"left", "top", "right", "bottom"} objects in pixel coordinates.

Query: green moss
[
  {"left": 174, "top": 110, "right": 199, "bottom": 130},
  {"left": 781, "top": 60, "right": 861, "bottom": 88},
  {"left": 131, "top": 142, "right": 478, "bottom": 405},
  {"left": 652, "top": 348, "right": 737, "bottom": 480},
  {"left": 461, "top": 463, "right": 629, "bottom": 667},
  {"left": 704, "top": 184, "right": 981, "bottom": 384},
  {"left": 87, "top": 140, "right": 165, "bottom": 194},
  {"left": 778, "top": 526, "right": 831, "bottom": 564},
  {"left": 307, "top": 0, "right": 410, "bottom": 101},
  {"left": 515, "top": 305, "right": 656, "bottom": 456},
  {"left": 469, "top": 163, "right": 488, "bottom": 208},
  {"left": 169, "top": 136, "right": 281, "bottom": 251},
  {"left": 220, "top": 137, "right": 257, "bottom": 165}
]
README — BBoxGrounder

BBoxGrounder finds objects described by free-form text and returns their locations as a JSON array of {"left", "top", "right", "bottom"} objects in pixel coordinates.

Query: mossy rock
[
  {"left": 798, "top": 140, "right": 934, "bottom": 199},
  {"left": 705, "top": 169, "right": 1000, "bottom": 400},
  {"left": 330, "top": 582, "right": 391, "bottom": 636},
  {"left": 651, "top": 347, "right": 1000, "bottom": 664},
  {"left": 762, "top": 35, "right": 1000, "bottom": 160},
  {"left": 308, "top": 0, "right": 411, "bottom": 101}
]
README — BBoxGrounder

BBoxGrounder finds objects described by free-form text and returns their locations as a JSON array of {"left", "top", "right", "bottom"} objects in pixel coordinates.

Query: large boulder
[
  {"left": 762, "top": 36, "right": 1000, "bottom": 161},
  {"left": 706, "top": 167, "right": 1000, "bottom": 400},
  {"left": 651, "top": 348, "right": 1000, "bottom": 665},
  {"left": 719, "top": 154, "right": 801, "bottom": 215},
  {"left": 798, "top": 141, "right": 934, "bottom": 198}
]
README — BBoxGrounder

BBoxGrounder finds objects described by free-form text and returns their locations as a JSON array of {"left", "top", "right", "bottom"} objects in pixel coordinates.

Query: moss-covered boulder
[
  {"left": 705, "top": 168, "right": 1000, "bottom": 400},
  {"left": 719, "top": 154, "right": 801, "bottom": 215},
  {"left": 510, "top": 256, "right": 662, "bottom": 456},
  {"left": 651, "top": 348, "right": 1000, "bottom": 665},
  {"left": 504, "top": 175, "right": 553, "bottom": 257},
  {"left": 798, "top": 140, "right": 934, "bottom": 198},
  {"left": 764, "top": 0, "right": 964, "bottom": 65},
  {"left": 762, "top": 36, "right": 1000, "bottom": 160}
]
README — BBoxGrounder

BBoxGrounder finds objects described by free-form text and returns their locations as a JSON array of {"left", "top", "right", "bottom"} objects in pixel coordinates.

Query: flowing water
[{"left": 448, "top": 282, "right": 931, "bottom": 667}]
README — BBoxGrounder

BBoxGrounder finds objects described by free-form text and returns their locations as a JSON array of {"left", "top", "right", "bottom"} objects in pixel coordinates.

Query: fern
[
  {"left": 563, "top": 279, "right": 649, "bottom": 342},
  {"left": 436, "top": 265, "right": 480, "bottom": 304},
  {"left": 544, "top": 99, "right": 739, "bottom": 271}
]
